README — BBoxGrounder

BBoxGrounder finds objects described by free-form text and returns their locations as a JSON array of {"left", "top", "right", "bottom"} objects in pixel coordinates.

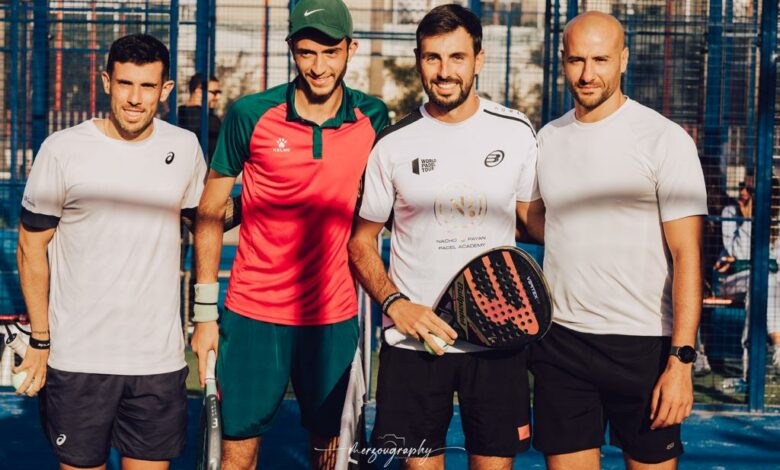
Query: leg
[
  {"left": 624, "top": 455, "right": 677, "bottom": 470},
  {"left": 223, "top": 437, "right": 261, "bottom": 470},
  {"left": 217, "top": 311, "right": 294, "bottom": 466},
  {"left": 121, "top": 457, "right": 170, "bottom": 470},
  {"left": 545, "top": 449, "right": 600, "bottom": 470},
  {"left": 401, "top": 454, "right": 445, "bottom": 470},
  {"left": 469, "top": 454, "right": 513, "bottom": 470},
  {"left": 42, "top": 369, "right": 122, "bottom": 469},
  {"left": 292, "top": 318, "right": 359, "bottom": 470},
  {"left": 371, "top": 345, "right": 457, "bottom": 469},
  {"left": 458, "top": 349, "right": 531, "bottom": 464}
]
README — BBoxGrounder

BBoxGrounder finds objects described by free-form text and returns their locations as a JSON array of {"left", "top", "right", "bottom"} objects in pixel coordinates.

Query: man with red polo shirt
[{"left": 190, "top": 0, "right": 388, "bottom": 468}]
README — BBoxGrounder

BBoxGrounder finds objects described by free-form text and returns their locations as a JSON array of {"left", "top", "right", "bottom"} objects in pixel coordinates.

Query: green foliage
[{"left": 383, "top": 57, "right": 423, "bottom": 121}]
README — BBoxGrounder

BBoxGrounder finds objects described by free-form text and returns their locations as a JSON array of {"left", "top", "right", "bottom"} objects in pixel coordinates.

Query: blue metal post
[
  {"left": 209, "top": 0, "right": 216, "bottom": 78},
  {"left": 504, "top": 10, "right": 512, "bottom": 107},
  {"left": 168, "top": 0, "right": 179, "bottom": 125},
  {"left": 744, "top": 0, "right": 759, "bottom": 176},
  {"left": 19, "top": 0, "right": 29, "bottom": 169},
  {"left": 31, "top": 0, "right": 49, "bottom": 157},
  {"left": 624, "top": 6, "right": 634, "bottom": 94},
  {"left": 562, "top": 0, "right": 577, "bottom": 112},
  {"left": 702, "top": 0, "right": 723, "bottom": 174},
  {"left": 747, "top": 0, "right": 777, "bottom": 413},
  {"left": 542, "top": 0, "right": 552, "bottom": 124},
  {"left": 196, "top": 0, "right": 210, "bottom": 158},
  {"left": 550, "top": 0, "right": 561, "bottom": 118},
  {"left": 469, "top": 0, "right": 482, "bottom": 19}
]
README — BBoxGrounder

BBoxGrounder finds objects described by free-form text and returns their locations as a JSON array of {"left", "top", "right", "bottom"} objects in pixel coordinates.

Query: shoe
[
  {"left": 720, "top": 377, "right": 747, "bottom": 393},
  {"left": 694, "top": 353, "right": 712, "bottom": 376}
]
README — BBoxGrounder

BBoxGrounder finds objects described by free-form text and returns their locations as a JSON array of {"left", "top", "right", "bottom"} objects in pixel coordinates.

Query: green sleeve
[
  {"left": 358, "top": 95, "right": 390, "bottom": 136},
  {"left": 210, "top": 97, "right": 259, "bottom": 177}
]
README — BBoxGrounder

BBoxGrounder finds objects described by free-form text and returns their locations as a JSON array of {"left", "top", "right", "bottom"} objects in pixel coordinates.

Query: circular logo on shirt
[
  {"left": 484, "top": 150, "right": 505, "bottom": 167},
  {"left": 165, "top": 152, "right": 175, "bottom": 164},
  {"left": 434, "top": 182, "right": 487, "bottom": 232}
]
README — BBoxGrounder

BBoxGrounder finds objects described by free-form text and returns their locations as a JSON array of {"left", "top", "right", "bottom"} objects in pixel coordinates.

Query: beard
[
  {"left": 297, "top": 62, "right": 348, "bottom": 105},
  {"left": 568, "top": 80, "right": 617, "bottom": 111},
  {"left": 422, "top": 76, "right": 474, "bottom": 112}
]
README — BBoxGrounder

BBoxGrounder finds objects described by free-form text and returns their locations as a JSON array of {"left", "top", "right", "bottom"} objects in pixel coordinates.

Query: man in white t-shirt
[
  {"left": 531, "top": 12, "right": 707, "bottom": 469},
  {"left": 348, "top": 5, "right": 543, "bottom": 469},
  {"left": 16, "top": 34, "right": 205, "bottom": 469}
]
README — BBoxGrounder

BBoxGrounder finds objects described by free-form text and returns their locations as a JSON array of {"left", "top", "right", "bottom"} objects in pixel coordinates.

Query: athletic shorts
[
  {"left": 372, "top": 344, "right": 531, "bottom": 458},
  {"left": 217, "top": 309, "right": 358, "bottom": 438},
  {"left": 40, "top": 366, "right": 188, "bottom": 467},
  {"left": 530, "top": 323, "right": 682, "bottom": 464}
]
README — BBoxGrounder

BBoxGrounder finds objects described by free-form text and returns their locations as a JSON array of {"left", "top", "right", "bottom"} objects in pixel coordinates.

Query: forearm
[
  {"left": 670, "top": 251, "right": 702, "bottom": 347},
  {"left": 194, "top": 206, "right": 225, "bottom": 284},
  {"left": 17, "top": 242, "right": 51, "bottom": 338},
  {"left": 348, "top": 236, "right": 400, "bottom": 304},
  {"left": 182, "top": 195, "right": 241, "bottom": 233}
]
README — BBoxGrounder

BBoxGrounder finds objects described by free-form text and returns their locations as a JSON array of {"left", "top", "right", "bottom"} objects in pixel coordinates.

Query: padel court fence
[{"left": 0, "top": 0, "right": 778, "bottom": 412}]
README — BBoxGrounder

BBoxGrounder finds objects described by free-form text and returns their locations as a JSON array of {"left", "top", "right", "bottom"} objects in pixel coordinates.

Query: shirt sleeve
[
  {"left": 516, "top": 132, "right": 541, "bottom": 202},
  {"left": 358, "top": 143, "right": 395, "bottom": 223},
  {"left": 20, "top": 140, "right": 65, "bottom": 229},
  {"left": 210, "top": 98, "right": 254, "bottom": 177},
  {"left": 182, "top": 144, "right": 207, "bottom": 210},
  {"left": 656, "top": 125, "right": 708, "bottom": 222}
]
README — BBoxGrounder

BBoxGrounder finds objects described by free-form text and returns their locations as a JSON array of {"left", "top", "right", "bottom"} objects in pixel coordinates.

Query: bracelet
[
  {"left": 381, "top": 292, "right": 410, "bottom": 316},
  {"left": 29, "top": 337, "right": 51, "bottom": 350}
]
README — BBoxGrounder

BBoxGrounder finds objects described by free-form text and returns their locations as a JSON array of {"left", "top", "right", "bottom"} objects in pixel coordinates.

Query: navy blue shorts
[{"left": 40, "top": 366, "right": 188, "bottom": 467}]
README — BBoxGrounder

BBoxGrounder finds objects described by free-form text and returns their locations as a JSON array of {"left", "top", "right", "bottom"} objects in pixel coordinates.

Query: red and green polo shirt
[{"left": 211, "top": 81, "right": 389, "bottom": 326}]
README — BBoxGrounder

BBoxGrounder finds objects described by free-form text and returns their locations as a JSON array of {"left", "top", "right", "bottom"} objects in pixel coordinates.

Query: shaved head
[
  {"left": 563, "top": 11, "right": 625, "bottom": 53},
  {"left": 561, "top": 11, "right": 628, "bottom": 121}
]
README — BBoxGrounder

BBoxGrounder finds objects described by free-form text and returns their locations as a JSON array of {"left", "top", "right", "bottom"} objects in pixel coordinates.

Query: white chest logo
[
  {"left": 274, "top": 137, "right": 290, "bottom": 153},
  {"left": 56, "top": 434, "right": 67, "bottom": 446}
]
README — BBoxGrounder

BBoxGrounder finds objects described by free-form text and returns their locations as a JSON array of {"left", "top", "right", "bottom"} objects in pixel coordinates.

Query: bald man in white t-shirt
[{"left": 531, "top": 12, "right": 707, "bottom": 470}]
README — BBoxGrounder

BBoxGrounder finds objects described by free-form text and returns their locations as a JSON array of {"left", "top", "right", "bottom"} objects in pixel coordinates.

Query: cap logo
[{"left": 304, "top": 8, "right": 325, "bottom": 16}]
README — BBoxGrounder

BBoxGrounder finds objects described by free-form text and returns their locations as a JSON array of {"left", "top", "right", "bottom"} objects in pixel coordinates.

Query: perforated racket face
[{"left": 435, "top": 247, "right": 552, "bottom": 349}]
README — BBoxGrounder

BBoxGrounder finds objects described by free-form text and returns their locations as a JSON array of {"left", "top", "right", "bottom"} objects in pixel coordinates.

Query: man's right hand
[
  {"left": 191, "top": 321, "right": 219, "bottom": 387},
  {"left": 386, "top": 300, "right": 458, "bottom": 355}
]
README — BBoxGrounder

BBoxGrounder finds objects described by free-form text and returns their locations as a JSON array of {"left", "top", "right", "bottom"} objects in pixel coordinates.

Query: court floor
[{"left": 1, "top": 393, "right": 778, "bottom": 469}]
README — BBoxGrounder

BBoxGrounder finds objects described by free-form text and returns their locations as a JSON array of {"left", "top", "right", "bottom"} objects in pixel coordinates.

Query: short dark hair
[
  {"left": 106, "top": 33, "right": 170, "bottom": 81},
  {"left": 188, "top": 73, "right": 219, "bottom": 94},
  {"left": 416, "top": 4, "right": 482, "bottom": 55}
]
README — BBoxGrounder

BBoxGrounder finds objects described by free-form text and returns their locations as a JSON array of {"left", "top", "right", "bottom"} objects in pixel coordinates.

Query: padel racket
[
  {"left": 388, "top": 246, "right": 553, "bottom": 349},
  {"left": 196, "top": 350, "right": 222, "bottom": 470}
]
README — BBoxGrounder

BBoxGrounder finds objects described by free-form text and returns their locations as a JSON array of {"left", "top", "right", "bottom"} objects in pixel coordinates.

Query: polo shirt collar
[{"left": 285, "top": 78, "right": 357, "bottom": 128}]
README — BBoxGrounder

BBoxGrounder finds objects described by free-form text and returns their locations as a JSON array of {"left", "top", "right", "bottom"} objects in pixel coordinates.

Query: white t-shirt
[
  {"left": 537, "top": 98, "right": 707, "bottom": 336},
  {"left": 21, "top": 119, "right": 206, "bottom": 374},
  {"left": 360, "top": 99, "right": 540, "bottom": 352}
]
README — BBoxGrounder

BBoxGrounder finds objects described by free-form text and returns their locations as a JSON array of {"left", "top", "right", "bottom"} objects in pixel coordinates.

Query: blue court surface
[{"left": 1, "top": 393, "right": 778, "bottom": 469}]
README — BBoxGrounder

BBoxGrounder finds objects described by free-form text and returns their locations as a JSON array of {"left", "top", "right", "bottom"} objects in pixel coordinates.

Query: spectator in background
[
  {"left": 718, "top": 180, "right": 780, "bottom": 379},
  {"left": 178, "top": 73, "right": 222, "bottom": 160}
]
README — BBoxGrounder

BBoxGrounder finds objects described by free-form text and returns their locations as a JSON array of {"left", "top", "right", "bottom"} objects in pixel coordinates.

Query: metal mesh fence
[{"left": 0, "top": 0, "right": 777, "bottom": 408}]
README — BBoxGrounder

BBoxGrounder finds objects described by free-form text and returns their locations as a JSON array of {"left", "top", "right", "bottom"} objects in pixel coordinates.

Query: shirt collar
[{"left": 285, "top": 78, "right": 357, "bottom": 128}]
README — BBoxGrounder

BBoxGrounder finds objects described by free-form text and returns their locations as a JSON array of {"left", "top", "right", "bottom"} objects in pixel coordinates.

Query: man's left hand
[{"left": 649, "top": 357, "right": 694, "bottom": 429}]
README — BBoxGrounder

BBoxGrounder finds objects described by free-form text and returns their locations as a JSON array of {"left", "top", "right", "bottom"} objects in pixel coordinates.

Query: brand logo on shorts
[
  {"left": 274, "top": 137, "right": 291, "bottom": 153},
  {"left": 56, "top": 434, "right": 67, "bottom": 446},
  {"left": 165, "top": 151, "right": 175, "bottom": 164},
  {"left": 412, "top": 157, "right": 436, "bottom": 175},
  {"left": 666, "top": 442, "right": 675, "bottom": 450},
  {"left": 484, "top": 150, "right": 504, "bottom": 167}
]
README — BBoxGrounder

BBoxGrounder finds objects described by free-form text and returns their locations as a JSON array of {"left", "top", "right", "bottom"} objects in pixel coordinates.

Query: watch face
[{"left": 677, "top": 346, "right": 697, "bottom": 363}]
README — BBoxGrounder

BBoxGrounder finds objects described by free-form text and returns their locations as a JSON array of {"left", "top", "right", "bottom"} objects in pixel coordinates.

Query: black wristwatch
[{"left": 669, "top": 345, "right": 697, "bottom": 364}]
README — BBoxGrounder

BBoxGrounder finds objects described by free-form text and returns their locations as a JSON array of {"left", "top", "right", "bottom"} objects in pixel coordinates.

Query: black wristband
[
  {"left": 29, "top": 337, "right": 51, "bottom": 350},
  {"left": 381, "top": 292, "right": 409, "bottom": 316}
]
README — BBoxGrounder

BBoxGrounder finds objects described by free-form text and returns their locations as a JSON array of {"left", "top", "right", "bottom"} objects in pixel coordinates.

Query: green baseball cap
[{"left": 287, "top": 0, "right": 353, "bottom": 41}]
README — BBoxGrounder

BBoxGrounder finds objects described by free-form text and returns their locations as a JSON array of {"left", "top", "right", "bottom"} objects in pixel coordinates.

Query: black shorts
[
  {"left": 372, "top": 344, "right": 531, "bottom": 458},
  {"left": 530, "top": 324, "right": 682, "bottom": 464},
  {"left": 40, "top": 366, "right": 188, "bottom": 467}
]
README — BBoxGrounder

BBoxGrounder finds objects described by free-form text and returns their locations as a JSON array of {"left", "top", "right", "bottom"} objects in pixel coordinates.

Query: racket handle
[
  {"left": 5, "top": 334, "right": 27, "bottom": 359},
  {"left": 205, "top": 350, "right": 217, "bottom": 383}
]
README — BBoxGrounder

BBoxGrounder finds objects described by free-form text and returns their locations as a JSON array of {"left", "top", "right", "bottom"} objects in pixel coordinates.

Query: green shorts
[{"left": 217, "top": 309, "right": 358, "bottom": 438}]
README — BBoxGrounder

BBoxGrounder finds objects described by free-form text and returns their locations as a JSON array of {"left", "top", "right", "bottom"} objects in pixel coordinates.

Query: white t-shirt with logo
[
  {"left": 537, "top": 98, "right": 707, "bottom": 336},
  {"left": 360, "top": 99, "right": 540, "bottom": 352},
  {"left": 21, "top": 119, "right": 206, "bottom": 375}
]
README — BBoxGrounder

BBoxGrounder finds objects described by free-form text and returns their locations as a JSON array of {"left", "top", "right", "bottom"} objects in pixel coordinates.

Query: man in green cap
[{"left": 191, "top": 0, "right": 388, "bottom": 468}]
